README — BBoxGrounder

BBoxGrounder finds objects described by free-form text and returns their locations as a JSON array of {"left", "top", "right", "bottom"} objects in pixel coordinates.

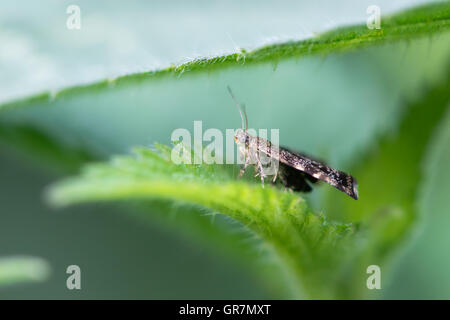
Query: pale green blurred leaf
[{"left": 0, "top": 256, "right": 50, "bottom": 287}]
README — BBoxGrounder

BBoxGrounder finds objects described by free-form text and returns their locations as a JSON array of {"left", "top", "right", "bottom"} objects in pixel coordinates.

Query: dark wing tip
[
  {"left": 348, "top": 177, "right": 359, "bottom": 200},
  {"left": 335, "top": 173, "right": 359, "bottom": 200}
]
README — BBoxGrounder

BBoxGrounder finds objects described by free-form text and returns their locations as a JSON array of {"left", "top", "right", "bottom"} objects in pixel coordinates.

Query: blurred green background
[{"left": 0, "top": 0, "right": 449, "bottom": 299}]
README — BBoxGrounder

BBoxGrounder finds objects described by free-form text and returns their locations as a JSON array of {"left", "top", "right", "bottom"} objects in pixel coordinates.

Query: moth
[{"left": 227, "top": 86, "right": 358, "bottom": 200}]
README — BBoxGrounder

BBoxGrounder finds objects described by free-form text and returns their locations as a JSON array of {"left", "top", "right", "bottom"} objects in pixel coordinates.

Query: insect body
[{"left": 228, "top": 87, "right": 359, "bottom": 200}]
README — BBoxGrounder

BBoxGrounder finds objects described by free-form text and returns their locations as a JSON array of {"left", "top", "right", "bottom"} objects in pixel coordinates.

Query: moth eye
[{"left": 240, "top": 136, "right": 246, "bottom": 144}]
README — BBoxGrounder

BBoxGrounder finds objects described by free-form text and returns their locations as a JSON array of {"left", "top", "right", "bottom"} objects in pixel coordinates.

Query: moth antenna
[
  {"left": 241, "top": 104, "right": 248, "bottom": 131},
  {"left": 227, "top": 86, "right": 248, "bottom": 132}
]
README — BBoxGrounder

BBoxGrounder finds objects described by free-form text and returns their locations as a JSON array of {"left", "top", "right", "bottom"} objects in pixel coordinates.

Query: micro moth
[{"left": 228, "top": 86, "right": 359, "bottom": 200}]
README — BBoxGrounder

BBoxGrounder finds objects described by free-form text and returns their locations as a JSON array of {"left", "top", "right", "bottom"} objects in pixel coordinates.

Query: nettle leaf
[
  {"left": 0, "top": 256, "right": 50, "bottom": 287},
  {"left": 389, "top": 103, "right": 450, "bottom": 298},
  {"left": 47, "top": 143, "right": 356, "bottom": 298},
  {"left": 47, "top": 72, "right": 450, "bottom": 298},
  {"left": 322, "top": 70, "right": 450, "bottom": 298}
]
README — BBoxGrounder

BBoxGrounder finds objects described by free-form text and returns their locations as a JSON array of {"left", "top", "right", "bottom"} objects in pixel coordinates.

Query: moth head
[{"left": 234, "top": 129, "right": 248, "bottom": 146}]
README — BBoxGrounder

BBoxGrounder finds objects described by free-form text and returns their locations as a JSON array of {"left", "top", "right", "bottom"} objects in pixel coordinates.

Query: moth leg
[
  {"left": 254, "top": 164, "right": 260, "bottom": 177},
  {"left": 255, "top": 152, "right": 265, "bottom": 187},
  {"left": 272, "top": 168, "right": 278, "bottom": 183},
  {"left": 239, "top": 152, "right": 250, "bottom": 178}
]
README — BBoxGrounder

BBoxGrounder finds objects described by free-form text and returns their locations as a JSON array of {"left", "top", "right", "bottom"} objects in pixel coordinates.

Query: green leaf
[
  {"left": 46, "top": 69, "right": 450, "bottom": 298},
  {"left": 47, "top": 144, "right": 356, "bottom": 299},
  {"left": 1, "top": 2, "right": 449, "bottom": 106},
  {"left": 386, "top": 101, "right": 450, "bottom": 298},
  {"left": 321, "top": 69, "right": 450, "bottom": 298},
  {"left": 0, "top": 256, "right": 50, "bottom": 287}
]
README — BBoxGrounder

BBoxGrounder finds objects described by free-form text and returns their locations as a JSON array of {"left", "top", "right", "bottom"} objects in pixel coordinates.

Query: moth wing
[{"left": 278, "top": 147, "right": 359, "bottom": 200}]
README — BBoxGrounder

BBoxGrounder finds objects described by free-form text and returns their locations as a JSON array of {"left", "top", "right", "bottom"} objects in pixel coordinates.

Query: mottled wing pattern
[
  {"left": 279, "top": 148, "right": 358, "bottom": 200},
  {"left": 255, "top": 137, "right": 358, "bottom": 200}
]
